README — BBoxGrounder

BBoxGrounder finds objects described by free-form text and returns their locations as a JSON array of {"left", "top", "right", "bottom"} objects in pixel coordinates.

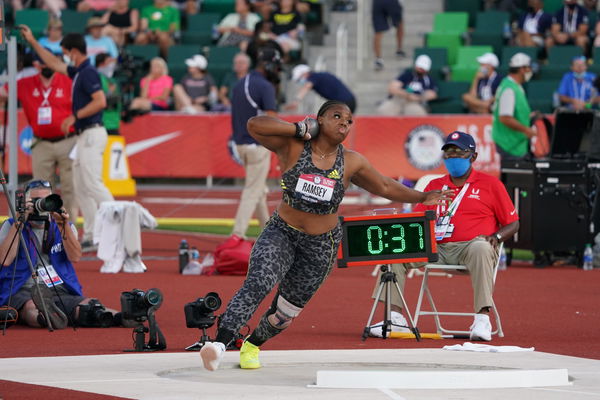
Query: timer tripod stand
[{"left": 363, "top": 264, "right": 421, "bottom": 342}]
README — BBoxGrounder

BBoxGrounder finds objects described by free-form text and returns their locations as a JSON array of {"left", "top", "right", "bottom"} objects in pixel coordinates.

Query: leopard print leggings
[{"left": 217, "top": 212, "right": 342, "bottom": 346}]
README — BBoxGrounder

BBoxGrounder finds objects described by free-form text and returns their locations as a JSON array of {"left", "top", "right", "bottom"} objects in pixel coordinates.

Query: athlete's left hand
[{"left": 421, "top": 189, "right": 455, "bottom": 205}]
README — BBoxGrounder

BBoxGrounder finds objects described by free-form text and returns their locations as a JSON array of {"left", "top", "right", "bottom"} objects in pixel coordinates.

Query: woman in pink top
[{"left": 129, "top": 57, "right": 173, "bottom": 112}]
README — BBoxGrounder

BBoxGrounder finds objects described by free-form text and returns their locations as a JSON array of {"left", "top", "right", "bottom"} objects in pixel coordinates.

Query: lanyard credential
[
  {"left": 436, "top": 183, "right": 470, "bottom": 218},
  {"left": 434, "top": 183, "right": 470, "bottom": 242}
]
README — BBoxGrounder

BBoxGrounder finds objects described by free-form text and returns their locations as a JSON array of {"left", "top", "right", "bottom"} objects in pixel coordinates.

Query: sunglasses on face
[
  {"left": 443, "top": 148, "right": 472, "bottom": 157},
  {"left": 25, "top": 180, "right": 52, "bottom": 192}
]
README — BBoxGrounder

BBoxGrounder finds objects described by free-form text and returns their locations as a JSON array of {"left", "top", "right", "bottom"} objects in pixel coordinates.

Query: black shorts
[
  {"left": 372, "top": 0, "right": 403, "bottom": 33},
  {"left": 7, "top": 284, "right": 85, "bottom": 318}
]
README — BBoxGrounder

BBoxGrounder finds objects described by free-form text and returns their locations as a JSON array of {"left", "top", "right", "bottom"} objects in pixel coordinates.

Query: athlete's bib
[{"left": 294, "top": 174, "right": 335, "bottom": 203}]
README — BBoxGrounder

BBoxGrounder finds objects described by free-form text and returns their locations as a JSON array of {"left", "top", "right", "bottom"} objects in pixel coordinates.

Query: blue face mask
[{"left": 443, "top": 157, "right": 472, "bottom": 177}]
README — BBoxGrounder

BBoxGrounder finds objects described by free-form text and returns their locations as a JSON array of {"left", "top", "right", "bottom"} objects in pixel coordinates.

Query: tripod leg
[
  {"left": 392, "top": 280, "right": 421, "bottom": 342},
  {"left": 363, "top": 279, "right": 386, "bottom": 340}
]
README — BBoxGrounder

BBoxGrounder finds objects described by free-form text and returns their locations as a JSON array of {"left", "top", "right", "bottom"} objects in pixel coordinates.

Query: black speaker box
[{"left": 501, "top": 159, "right": 593, "bottom": 253}]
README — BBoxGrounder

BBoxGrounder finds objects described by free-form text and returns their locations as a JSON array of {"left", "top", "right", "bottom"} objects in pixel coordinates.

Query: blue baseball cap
[{"left": 442, "top": 131, "right": 476, "bottom": 152}]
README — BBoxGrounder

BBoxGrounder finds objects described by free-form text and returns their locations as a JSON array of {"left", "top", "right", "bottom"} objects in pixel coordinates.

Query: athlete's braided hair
[{"left": 317, "top": 100, "right": 350, "bottom": 118}]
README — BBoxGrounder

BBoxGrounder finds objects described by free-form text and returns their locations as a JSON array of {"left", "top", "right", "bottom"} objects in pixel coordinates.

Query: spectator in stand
[
  {"left": 11, "top": 0, "right": 65, "bottom": 19},
  {"left": 0, "top": 51, "right": 77, "bottom": 219},
  {"left": 462, "top": 53, "right": 502, "bottom": 114},
  {"left": 557, "top": 56, "right": 599, "bottom": 110},
  {"left": 377, "top": 54, "right": 438, "bottom": 116},
  {"left": 584, "top": 0, "right": 598, "bottom": 12},
  {"left": 285, "top": 64, "right": 356, "bottom": 113},
  {"left": 245, "top": 21, "right": 284, "bottom": 66},
  {"left": 78, "top": 0, "right": 116, "bottom": 12},
  {"left": 216, "top": 0, "right": 261, "bottom": 51},
  {"left": 84, "top": 18, "right": 119, "bottom": 66},
  {"left": 269, "top": 0, "right": 305, "bottom": 59},
  {"left": 218, "top": 52, "right": 251, "bottom": 112},
  {"left": 129, "top": 57, "right": 173, "bottom": 112},
  {"left": 96, "top": 53, "right": 122, "bottom": 134},
  {"left": 173, "top": 55, "right": 218, "bottom": 114},
  {"left": 372, "top": 0, "right": 405, "bottom": 71},
  {"left": 492, "top": 53, "right": 537, "bottom": 160},
  {"left": 547, "top": 0, "right": 589, "bottom": 52},
  {"left": 516, "top": 0, "right": 553, "bottom": 48},
  {"left": 39, "top": 19, "right": 64, "bottom": 55},
  {"left": 135, "top": 0, "right": 181, "bottom": 57},
  {"left": 101, "top": 0, "right": 140, "bottom": 47}
]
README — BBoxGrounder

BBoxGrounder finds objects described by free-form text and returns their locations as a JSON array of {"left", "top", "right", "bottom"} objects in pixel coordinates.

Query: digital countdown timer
[{"left": 337, "top": 210, "right": 438, "bottom": 267}]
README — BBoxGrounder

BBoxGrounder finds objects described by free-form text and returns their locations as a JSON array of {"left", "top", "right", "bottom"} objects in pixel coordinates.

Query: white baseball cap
[
  {"left": 414, "top": 55, "right": 432, "bottom": 72},
  {"left": 185, "top": 54, "right": 208, "bottom": 70},
  {"left": 476, "top": 52, "right": 499, "bottom": 68},
  {"left": 292, "top": 64, "right": 311, "bottom": 82},
  {"left": 509, "top": 52, "right": 531, "bottom": 68}
]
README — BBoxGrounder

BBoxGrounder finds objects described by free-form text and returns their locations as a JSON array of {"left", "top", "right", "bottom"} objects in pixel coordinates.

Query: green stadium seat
[
  {"left": 539, "top": 46, "right": 583, "bottom": 80},
  {"left": 15, "top": 9, "right": 49, "bottom": 37},
  {"left": 431, "top": 12, "right": 469, "bottom": 34},
  {"left": 429, "top": 81, "right": 469, "bottom": 113},
  {"left": 450, "top": 45, "right": 494, "bottom": 82},
  {"left": 129, "top": 0, "right": 153, "bottom": 10},
  {"left": 181, "top": 12, "right": 221, "bottom": 45},
  {"left": 61, "top": 10, "right": 93, "bottom": 34},
  {"left": 167, "top": 44, "right": 202, "bottom": 65},
  {"left": 201, "top": 0, "right": 235, "bottom": 19},
  {"left": 426, "top": 33, "right": 462, "bottom": 65},
  {"left": 444, "top": 0, "right": 481, "bottom": 27},
  {"left": 414, "top": 47, "right": 448, "bottom": 80},
  {"left": 590, "top": 47, "right": 600, "bottom": 74},
  {"left": 544, "top": 0, "right": 564, "bottom": 14},
  {"left": 474, "top": 11, "right": 510, "bottom": 33},
  {"left": 126, "top": 44, "right": 160, "bottom": 61},
  {"left": 526, "top": 80, "right": 559, "bottom": 114},
  {"left": 469, "top": 11, "right": 510, "bottom": 54},
  {"left": 205, "top": 46, "right": 239, "bottom": 83}
]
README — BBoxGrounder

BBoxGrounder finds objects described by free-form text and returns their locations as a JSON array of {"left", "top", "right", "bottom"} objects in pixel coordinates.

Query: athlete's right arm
[
  {"left": 247, "top": 115, "right": 299, "bottom": 153},
  {"left": 19, "top": 25, "right": 68, "bottom": 76}
]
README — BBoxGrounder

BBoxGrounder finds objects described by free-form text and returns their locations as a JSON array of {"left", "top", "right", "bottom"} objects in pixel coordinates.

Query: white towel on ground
[{"left": 443, "top": 342, "right": 535, "bottom": 353}]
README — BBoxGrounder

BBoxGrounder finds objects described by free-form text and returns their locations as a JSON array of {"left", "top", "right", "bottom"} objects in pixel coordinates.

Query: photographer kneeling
[{"left": 0, "top": 180, "right": 118, "bottom": 329}]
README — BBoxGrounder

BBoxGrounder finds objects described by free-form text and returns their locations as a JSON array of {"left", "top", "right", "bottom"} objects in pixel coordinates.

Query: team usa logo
[{"left": 405, "top": 125, "right": 445, "bottom": 170}]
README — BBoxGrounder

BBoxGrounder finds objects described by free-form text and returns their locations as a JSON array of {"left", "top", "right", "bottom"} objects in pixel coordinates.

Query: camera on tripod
[
  {"left": 78, "top": 299, "right": 114, "bottom": 328},
  {"left": 15, "top": 189, "right": 63, "bottom": 222},
  {"left": 120, "top": 288, "right": 163, "bottom": 322},
  {"left": 120, "top": 288, "right": 166, "bottom": 352},
  {"left": 184, "top": 292, "right": 221, "bottom": 329}
]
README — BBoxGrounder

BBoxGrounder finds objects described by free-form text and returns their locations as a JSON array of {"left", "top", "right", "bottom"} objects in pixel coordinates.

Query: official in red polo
[
  {"left": 370, "top": 131, "right": 520, "bottom": 341},
  {"left": 0, "top": 51, "right": 77, "bottom": 219}
]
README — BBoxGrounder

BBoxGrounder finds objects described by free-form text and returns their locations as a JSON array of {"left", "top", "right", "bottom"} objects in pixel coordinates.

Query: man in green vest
[
  {"left": 492, "top": 52, "right": 537, "bottom": 159},
  {"left": 96, "top": 53, "right": 121, "bottom": 135}
]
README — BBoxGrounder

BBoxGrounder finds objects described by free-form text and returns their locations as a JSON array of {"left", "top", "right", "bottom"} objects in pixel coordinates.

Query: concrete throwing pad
[
  {"left": 314, "top": 368, "right": 571, "bottom": 389},
  {"left": 1, "top": 349, "right": 599, "bottom": 400}
]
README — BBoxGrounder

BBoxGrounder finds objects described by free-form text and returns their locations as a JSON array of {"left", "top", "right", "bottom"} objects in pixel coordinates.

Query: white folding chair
[{"left": 413, "top": 243, "right": 504, "bottom": 338}]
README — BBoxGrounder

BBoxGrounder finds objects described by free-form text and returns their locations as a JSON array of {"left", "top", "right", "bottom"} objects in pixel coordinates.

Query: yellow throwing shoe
[{"left": 239, "top": 340, "right": 261, "bottom": 369}]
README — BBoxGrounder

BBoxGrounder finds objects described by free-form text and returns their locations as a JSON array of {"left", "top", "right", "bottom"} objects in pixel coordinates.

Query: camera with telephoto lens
[
  {"left": 184, "top": 292, "right": 222, "bottom": 329},
  {"left": 77, "top": 299, "right": 114, "bottom": 328},
  {"left": 120, "top": 288, "right": 163, "bottom": 322},
  {"left": 20, "top": 194, "right": 64, "bottom": 222}
]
